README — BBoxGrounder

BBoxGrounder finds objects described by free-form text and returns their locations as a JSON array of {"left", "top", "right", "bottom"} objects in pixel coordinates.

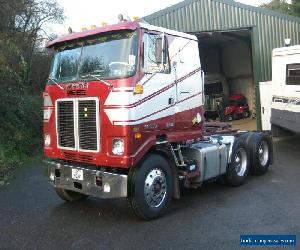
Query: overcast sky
[{"left": 52, "top": 0, "right": 271, "bottom": 34}]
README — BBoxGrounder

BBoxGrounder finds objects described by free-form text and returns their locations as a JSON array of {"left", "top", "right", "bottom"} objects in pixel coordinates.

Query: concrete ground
[
  {"left": 230, "top": 118, "right": 257, "bottom": 131},
  {"left": 0, "top": 138, "right": 299, "bottom": 249}
]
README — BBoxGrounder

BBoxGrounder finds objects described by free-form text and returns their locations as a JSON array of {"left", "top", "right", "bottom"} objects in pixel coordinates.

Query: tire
[
  {"left": 247, "top": 133, "right": 273, "bottom": 175},
  {"left": 243, "top": 110, "right": 250, "bottom": 119},
  {"left": 128, "top": 154, "right": 173, "bottom": 220},
  {"left": 226, "top": 115, "right": 233, "bottom": 121},
  {"left": 55, "top": 188, "right": 88, "bottom": 202},
  {"left": 224, "top": 139, "right": 249, "bottom": 186}
]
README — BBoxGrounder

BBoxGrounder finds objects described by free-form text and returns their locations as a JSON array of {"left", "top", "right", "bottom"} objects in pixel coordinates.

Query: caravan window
[{"left": 286, "top": 64, "right": 300, "bottom": 85}]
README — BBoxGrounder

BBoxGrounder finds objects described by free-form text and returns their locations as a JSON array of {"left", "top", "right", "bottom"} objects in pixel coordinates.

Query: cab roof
[
  {"left": 46, "top": 21, "right": 140, "bottom": 48},
  {"left": 46, "top": 21, "right": 197, "bottom": 48}
]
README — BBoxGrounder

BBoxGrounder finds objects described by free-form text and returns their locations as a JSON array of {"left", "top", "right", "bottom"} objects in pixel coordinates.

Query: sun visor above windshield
[{"left": 46, "top": 21, "right": 140, "bottom": 48}]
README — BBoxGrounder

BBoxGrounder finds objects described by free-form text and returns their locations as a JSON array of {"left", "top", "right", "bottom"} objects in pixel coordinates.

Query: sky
[{"left": 52, "top": 0, "right": 271, "bottom": 35}]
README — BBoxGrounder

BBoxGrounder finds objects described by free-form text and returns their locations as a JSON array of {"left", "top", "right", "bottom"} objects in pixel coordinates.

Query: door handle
[
  {"left": 262, "top": 107, "right": 265, "bottom": 114},
  {"left": 168, "top": 98, "right": 174, "bottom": 105}
]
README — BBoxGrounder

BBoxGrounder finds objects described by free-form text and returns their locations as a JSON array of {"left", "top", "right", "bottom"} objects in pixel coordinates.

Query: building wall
[
  {"left": 145, "top": 0, "right": 300, "bottom": 82},
  {"left": 222, "top": 42, "right": 252, "bottom": 78},
  {"left": 200, "top": 47, "right": 221, "bottom": 72},
  {"left": 222, "top": 41, "right": 254, "bottom": 112},
  {"left": 200, "top": 39, "right": 254, "bottom": 111}
]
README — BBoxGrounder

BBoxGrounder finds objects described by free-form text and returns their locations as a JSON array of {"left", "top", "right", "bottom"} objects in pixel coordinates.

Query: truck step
[{"left": 171, "top": 144, "right": 185, "bottom": 166}]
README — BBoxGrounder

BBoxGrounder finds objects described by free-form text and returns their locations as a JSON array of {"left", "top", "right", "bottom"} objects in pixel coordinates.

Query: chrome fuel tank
[{"left": 181, "top": 141, "right": 228, "bottom": 182}]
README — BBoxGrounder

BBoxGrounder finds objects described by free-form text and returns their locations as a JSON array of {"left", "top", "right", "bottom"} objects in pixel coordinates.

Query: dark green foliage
[
  {"left": 0, "top": 95, "right": 42, "bottom": 166},
  {"left": 259, "top": 0, "right": 300, "bottom": 17},
  {"left": 0, "top": 0, "right": 64, "bottom": 173},
  {"left": 291, "top": 0, "right": 300, "bottom": 17},
  {"left": 260, "top": 0, "right": 292, "bottom": 15}
]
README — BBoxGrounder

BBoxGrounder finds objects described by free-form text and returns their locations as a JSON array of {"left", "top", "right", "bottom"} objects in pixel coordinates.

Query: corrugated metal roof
[
  {"left": 146, "top": 0, "right": 300, "bottom": 24},
  {"left": 144, "top": 0, "right": 300, "bottom": 82}
]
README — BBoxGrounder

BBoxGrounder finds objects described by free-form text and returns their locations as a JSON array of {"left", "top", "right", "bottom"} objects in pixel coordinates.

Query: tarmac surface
[{"left": 0, "top": 137, "right": 299, "bottom": 249}]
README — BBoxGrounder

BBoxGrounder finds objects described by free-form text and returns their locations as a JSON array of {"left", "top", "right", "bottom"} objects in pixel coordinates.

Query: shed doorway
[{"left": 195, "top": 29, "right": 257, "bottom": 130}]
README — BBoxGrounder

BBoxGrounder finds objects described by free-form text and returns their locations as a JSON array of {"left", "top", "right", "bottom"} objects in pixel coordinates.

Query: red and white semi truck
[{"left": 44, "top": 21, "right": 273, "bottom": 220}]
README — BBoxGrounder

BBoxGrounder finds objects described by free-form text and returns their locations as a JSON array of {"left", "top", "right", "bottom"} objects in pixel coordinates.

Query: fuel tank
[{"left": 181, "top": 141, "right": 228, "bottom": 182}]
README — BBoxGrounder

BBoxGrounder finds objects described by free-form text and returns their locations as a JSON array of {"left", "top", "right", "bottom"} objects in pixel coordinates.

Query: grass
[{"left": 0, "top": 152, "right": 43, "bottom": 184}]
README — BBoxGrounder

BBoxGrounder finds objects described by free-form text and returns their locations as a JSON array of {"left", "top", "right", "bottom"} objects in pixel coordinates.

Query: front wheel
[
  {"left": 128, "top": 154, "right": 173, "bottom": 220},
  {"left": 55, "top": 188, "right": 88, "bottom": 202}
]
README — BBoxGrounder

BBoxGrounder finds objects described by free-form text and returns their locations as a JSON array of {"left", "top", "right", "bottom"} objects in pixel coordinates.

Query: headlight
[
  {"left": 112, "top": 139, "right": 124, "bottom": 155},
  {"left": 44, "top": 134, "right": 51, "bottom": 147}
]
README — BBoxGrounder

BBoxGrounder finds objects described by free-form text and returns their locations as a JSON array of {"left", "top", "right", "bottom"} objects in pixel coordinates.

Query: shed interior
[{"left": 195, "top": 29, "right": 257, "bottom": 129}]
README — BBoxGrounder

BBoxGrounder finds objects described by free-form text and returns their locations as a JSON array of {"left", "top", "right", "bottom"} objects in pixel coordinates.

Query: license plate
[{"left": 72, "top": 169, "right": 83, "bottom": 181}]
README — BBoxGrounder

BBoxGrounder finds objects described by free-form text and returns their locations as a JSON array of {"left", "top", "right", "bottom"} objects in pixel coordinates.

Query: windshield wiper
[
  {"left": 81, "top": 74, "right": 113, "bottom": 88},
  {"left": 48, "top": 77, "right": 64, "bottom": 90}
]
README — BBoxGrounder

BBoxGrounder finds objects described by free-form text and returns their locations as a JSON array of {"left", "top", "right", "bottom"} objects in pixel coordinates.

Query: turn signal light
[
  {"left": 134, "top": 85, "right": 143, "bottom": 94},
  {"left": 43, "top": 92, "right": 53, "bottom": 122},
  {"left": 134, "top": 132, "right": 142, "bottom": 139},
  {"left": 43, "top": 92, "right": 53, "bottom": 107}
]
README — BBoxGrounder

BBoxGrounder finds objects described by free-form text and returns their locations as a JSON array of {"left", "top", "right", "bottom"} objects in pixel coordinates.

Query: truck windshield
[{"left": 49, "top": 30, "right": 138, "bottom": 83}]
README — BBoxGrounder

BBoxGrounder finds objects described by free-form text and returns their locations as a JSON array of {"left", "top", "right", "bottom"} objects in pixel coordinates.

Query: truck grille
[
  {"left": 57, "top": 101, "right": 75, "bottom": 148},
  {"left": 78, "top": 100, "right": 98, "bottom": 151},
  {"left": 64, "top": 152, "right": 94, "bottom": 163},
  {"left": 56, "top": 98, "right": 99, "bottom": 152}
]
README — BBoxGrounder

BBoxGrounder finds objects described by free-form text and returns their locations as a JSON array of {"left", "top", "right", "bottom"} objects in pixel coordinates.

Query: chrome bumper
[{"left": 45, "top": 161, "right": 127, "bottom": 198}]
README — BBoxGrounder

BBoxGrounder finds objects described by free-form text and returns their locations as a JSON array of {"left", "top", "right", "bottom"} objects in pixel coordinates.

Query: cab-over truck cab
[{"left": 44, "top": 21, "right": 273, "bottom": 220}]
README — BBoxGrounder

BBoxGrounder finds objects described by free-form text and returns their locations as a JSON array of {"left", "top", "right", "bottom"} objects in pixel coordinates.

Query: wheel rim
[
  {"left": 144, "top": 168, "right": 167, "bottom": 208},
  {"left": 258, "top": 141, "right": 269, "bottom": 166},
  {"left": 234, "top": 148, "right": 247, "bottom": 176}
]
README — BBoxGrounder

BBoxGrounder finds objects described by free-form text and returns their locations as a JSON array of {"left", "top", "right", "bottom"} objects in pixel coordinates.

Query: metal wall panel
[{"left": 145, "top": 0, "right": 300, "bottom": 82}]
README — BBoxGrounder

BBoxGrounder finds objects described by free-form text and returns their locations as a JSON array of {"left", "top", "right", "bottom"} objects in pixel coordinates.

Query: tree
[
  {"left": 0, "top": 0, "right": 65, "bottom": 168},
  {"left": 15, "top": 0, "right": 64, "bottom": 89},
  {"left": 259, "top": 0, "right": 300, "bottom": 17},
  {"left": 259, "top": 0, "right": 292, "bottom": 16},
  {"left": 291, "top": 0, "right": 300, "bottom": 17}
]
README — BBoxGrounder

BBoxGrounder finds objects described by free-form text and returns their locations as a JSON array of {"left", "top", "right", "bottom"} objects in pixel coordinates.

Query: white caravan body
[{"left": 271, "top": 45, "right": 300, "bottom": 133}]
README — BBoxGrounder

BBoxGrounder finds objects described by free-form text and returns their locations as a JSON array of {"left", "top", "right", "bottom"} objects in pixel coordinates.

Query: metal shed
[{"left": 144, "top": 0, "right": 300, "bottom": 129}]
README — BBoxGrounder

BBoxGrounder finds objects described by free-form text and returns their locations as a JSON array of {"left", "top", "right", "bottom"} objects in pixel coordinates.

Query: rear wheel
[
  {"left": 248, "top": 133, "right": 272, "bottom": 175},
  {"left": 55, "top": 188, "right": 88, "bottom": 202},
  {"left": 226, "top": 114, "right": 234, "bottom": 121},
  {"left": 243, "top": 110, "right": 250, "bottom": 118},
  {"left": 128, "top": 154, "right": 172, "bottom": 220},
  {"left": 224, "top": 139, "right": 249, "bottom": 186}
]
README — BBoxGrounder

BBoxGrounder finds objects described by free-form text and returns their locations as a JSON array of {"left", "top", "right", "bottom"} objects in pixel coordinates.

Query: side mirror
[{"left": 155, "top": 37, "right": 163, "bottom": 63}]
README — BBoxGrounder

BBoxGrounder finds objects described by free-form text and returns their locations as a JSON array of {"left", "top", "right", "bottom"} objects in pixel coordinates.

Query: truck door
[
  {"left": 172, "top": 38, "right": 202, "bottom": 130},
  {"left": 139, "top": 32, "right": 176, "bottom": 131}
]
